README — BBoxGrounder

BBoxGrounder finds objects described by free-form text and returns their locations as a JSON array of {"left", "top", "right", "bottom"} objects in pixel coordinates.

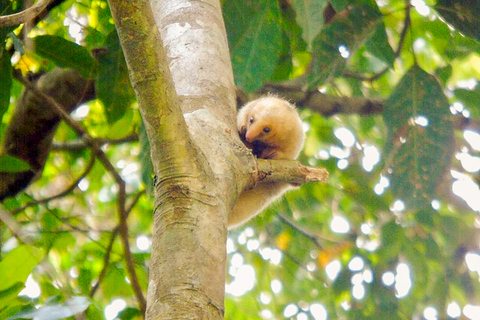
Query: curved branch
[{"left": 0, "top": 0, "right": 54, "bottom": 27}]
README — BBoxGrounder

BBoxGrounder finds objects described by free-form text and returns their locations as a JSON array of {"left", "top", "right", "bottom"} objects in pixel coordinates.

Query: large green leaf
[
  {"left": 95, "top": 30, "right": 134, "bottom": 124},
  {"left": 33, "top": 35, "right": 96, "bottom": 78},
  {"left": 291, "top": 0, "right": 328, "bottom": 48},
  {"left": 0, "top": 245, "right": 43, "bottom": 292},
  {"left": 224, "top": 0, "right": 283, "bottom": 92},
  {"left": 383, "top": 65, "right": 454, "bottom": 209},
  {"left": 435, "top": 0, "right": 480, "bottom": 42},
  {"left": 0, "top": 49, "right": 12, "bottom": 124},
  {"left": 308, "top": 4, "right": 382, "bottom": 88}
]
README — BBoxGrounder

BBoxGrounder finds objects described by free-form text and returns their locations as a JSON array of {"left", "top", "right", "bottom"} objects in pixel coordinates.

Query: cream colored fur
[{"left": 228, "top": 97, "right": 304, "bottom": 229}]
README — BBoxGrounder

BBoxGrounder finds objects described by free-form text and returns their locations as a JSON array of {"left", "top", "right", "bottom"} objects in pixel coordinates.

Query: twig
[
  {"left": 12, "top": 154, "right": 96, "bottom": 215},
  {"left": 16, "top": 74, "right": 147, "bottom": 315},
  {"left": 344, "top": 1, "right": 411, "bottom": 82},
  {"left": 0, "top": 0, "right": 54, "bottom": 27},
  {"left": 265, "top": 227, "right": 326, "bottom": 282},
  {"left": 0, "top": 207, "right": 34, "bottom": 244},
  {"left": 51, "top": 134, "right": 139, "bottom": 151},
  {"left": 89, "top": 190, "right": 145, "bottom": 297},
  {"left": 89, "top": 226, "right": 118, "bottom": 297},
  {"left": 277, "top": 212, "right": 323, "bottom": 248},
  {"left": 277, "top": 211, "right": 340, "bottom": 245}
]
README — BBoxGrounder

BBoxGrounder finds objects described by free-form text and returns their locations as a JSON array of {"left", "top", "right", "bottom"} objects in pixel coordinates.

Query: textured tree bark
[{"left": 0, "top": 68, "right": 94, "bottom": 201}]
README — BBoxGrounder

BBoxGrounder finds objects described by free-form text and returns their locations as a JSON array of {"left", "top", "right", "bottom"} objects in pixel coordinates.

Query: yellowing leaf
[{"left": 275, "top": 232, "right": 292, "bottom": 250}]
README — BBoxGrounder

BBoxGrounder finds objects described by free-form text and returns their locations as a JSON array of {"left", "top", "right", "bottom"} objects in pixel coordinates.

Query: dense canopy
[{"left": 1, "top": 0, "right": 480, "bottom": 319}]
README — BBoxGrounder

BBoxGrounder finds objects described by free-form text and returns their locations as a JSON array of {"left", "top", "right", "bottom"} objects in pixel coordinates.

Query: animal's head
[{"left": 243, "top": 97, "right": 300, "bottom": 148}]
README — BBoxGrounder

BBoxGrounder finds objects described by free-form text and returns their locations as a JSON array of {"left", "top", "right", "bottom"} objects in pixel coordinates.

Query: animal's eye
[
  {"left": 263, "top": 127, "right": 271, "bottom": 133},
  {"left": 249, "top": 117, "right": 254, "bottom": 124}
]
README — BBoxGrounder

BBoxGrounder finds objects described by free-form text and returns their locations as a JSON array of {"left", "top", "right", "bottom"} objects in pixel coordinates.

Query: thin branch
[
  {"left": 11, "top": 154, "right": 96, "bottom": 215},
  {"left": 89, "top": 190, "right": 145, "bottom": 297},
  {"left": 51, "top": 134, "right": 139, "bottom": 151},
  {"left": 277, "top": 212, "right": 323, "bottom": 248},
  {"left": 0, "top": 0, "right": 54, "bottom": 27},
  {"left": 344, "top": 1, "right": 411, "bottom": 82},
  {"left": 258, "top": 84, "right": 384, "bottom": 116},
  {"left": 0, "top": 207, "right": 34, "bottom": 244},
  {"left": 265, "top": 227, "right": 326, "bottom": 282},
  {"left": 16, "top": 74, "right": 146, "bottom": 315},
  {"left": 89, "top": 226, "right": 118, "bottom": 298},
  {"left": 277, "top": 211, "right": 340, "bottom": 245}
]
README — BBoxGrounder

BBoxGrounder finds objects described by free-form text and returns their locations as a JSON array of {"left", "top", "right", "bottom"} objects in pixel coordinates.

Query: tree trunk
[{"left": 107, "top": 0, "right": 242, "bottom": 318}]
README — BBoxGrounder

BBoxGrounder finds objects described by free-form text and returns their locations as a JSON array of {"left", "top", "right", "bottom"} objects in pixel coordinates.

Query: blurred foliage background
[{"left": 1, "top": 0, "right": 480, "bottom": 319}]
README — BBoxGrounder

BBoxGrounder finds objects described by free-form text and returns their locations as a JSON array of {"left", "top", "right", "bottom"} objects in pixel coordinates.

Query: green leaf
[
  {"left": 117, "top": 307, "right": 141, "bottom": 320},
  {"left": 383, "top": 65, "right": 454, "bottom": 209},
  {"left": 95, "top": 30, "right": 134, "bottom": 124},
  {"left": 139, "top": 120, "right": 154, "bottom": 194},
  {"left": 308, "top": 4, "right": 382, "bottom": 87},
  {"left": 102, "top": 266, "right": 133, "bottom": 299},
  {"left": 291, "top": 0, "right": 328, "bottom": 48},
  {"left": 454, "top": 87, "right": 480, "bottom": 117},
  {"left": 0, "top": 49, "right": 12, "bottom": 124},
  {"left": 224, "top": 0, "right": 283, "bottom": 92},
  {"left": 8, "top": 296, "right": 91, "bottom": 320},
  {"left": 33, "top": 35, "right": 96, "bottom": 78},
  {"left": 435, "top": 0, "right": 480, "bottom": 42},
  {"left": 0, "top": 245, "right": 43, "bottom": 291},
  {"left": 364, "top": 22, "right": 395, "bottom": 67},
  {"left": 0, "top": 283, "right": 24, "bottom": 301},
  {"left": 0, "top": 155, "right": 30, "bottom": 173}
]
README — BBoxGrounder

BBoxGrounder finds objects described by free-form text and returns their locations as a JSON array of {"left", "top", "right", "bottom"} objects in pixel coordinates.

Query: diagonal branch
[
  {"left": 0, "top": 0, "right": 54, "bottom": 27},
  {"left": 16, "top": 74, "right": 146, "bottom": 315}
]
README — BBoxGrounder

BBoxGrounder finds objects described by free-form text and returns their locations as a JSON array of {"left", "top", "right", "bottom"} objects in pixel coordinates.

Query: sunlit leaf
[
  {"left": 383, "top": 65, "right": 454, "bottom": 209},
  {"left": 0, "top": 245, "right": 43, "bottom": 292}
]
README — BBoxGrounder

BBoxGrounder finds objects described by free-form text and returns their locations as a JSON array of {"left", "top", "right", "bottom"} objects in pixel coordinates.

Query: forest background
[{"left": 1, "top": 0, "right": 480, "bottom": 319}]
